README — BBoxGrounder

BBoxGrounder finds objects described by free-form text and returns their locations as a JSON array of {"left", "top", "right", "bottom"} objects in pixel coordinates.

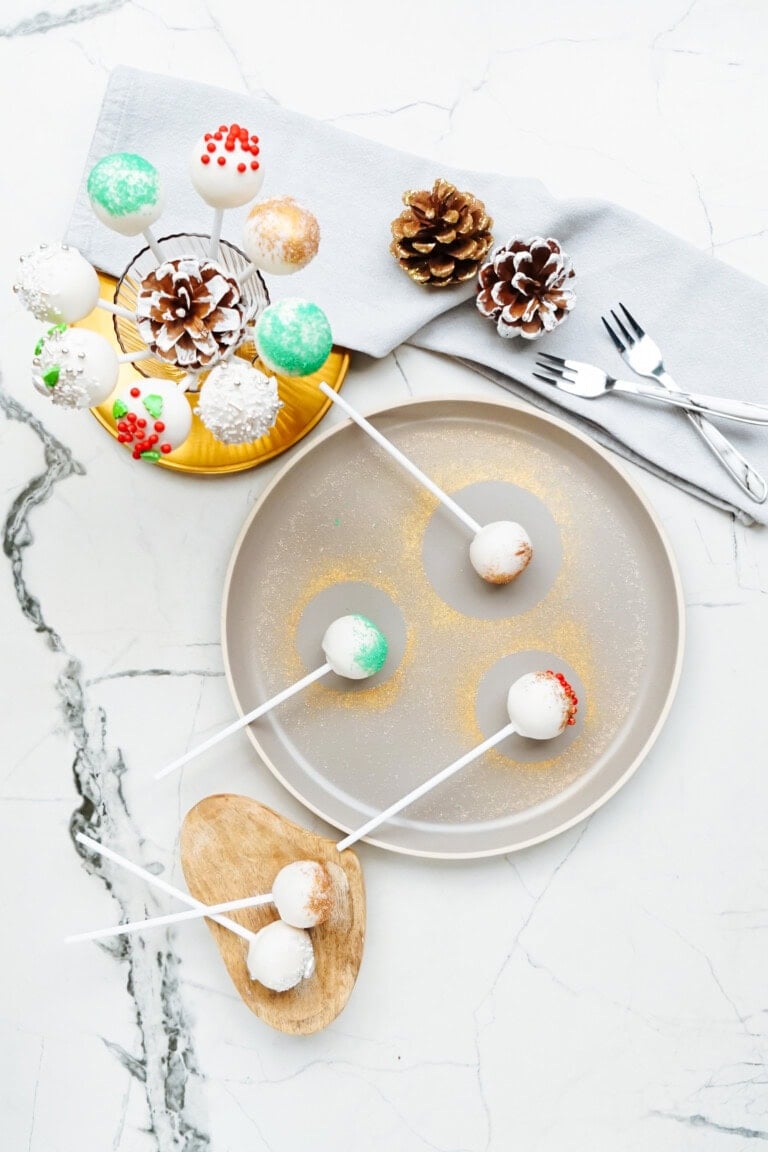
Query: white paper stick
[
  {"left": 209, "top": 208, "right": 224, "bottom": 260},
  {"left": 238, "top": 262, "right": 257, "bottom": 285},
  {"left": 74, "top": 833, "right": 258, "bottom": 943},
  {"left": 97, "top": 300, "right": 137, "bottom": 321},
  {"left": 66, "top": 891, "right": 273, "bottom": 944},
  {"left": 319, "top": 383, "right": 481, "bottom": 535},
  {"left": 142, "top": 227, "right": 166, "bottom": 264},
  {"left": 118, "top": 349, "right": 151, "bottom": 364},
  {"left": 155, "top": 662, "right": 332, "bottom": 780},
  {"left": 336, "top": 720, "right": 517, "bottom": 851}
]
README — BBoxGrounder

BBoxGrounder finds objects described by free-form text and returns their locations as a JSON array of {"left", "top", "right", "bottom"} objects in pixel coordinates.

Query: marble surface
[{"left": 1, "top": 2, "right": 767, "bottom": 1149}]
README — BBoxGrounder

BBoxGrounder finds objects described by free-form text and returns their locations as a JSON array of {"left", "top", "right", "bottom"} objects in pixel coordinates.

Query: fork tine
[
  {"left": 537, "top": 352, "right": 566, "bottom": 366},
  {"left": 534, "top": 359, "right": 565, "bottom": 378},
  {"left": 601, "top": 316, "right": 625, "bottom": 353},
  {"left": 532, "top": 371, "right": 559, "bottom": 386},
  {"left": 610, "top": 308, "right": 635, "bottom": 347},
  {"left": 619, "top": 302, "right": 645, "bottom": 339}
]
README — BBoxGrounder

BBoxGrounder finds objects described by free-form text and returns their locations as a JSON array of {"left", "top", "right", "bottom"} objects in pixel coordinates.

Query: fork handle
[
  {"left": 653, "top": 371, "right": 768, "bottom": 504},
  {"left": 616, "top": 380, "right": 768, "bottom": 426}
]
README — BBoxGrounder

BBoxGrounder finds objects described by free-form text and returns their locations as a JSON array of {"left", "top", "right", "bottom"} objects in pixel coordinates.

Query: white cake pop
[
  {"left": 506, "top": 670, "right": 578, "bottom": 739},
  {"left": 272, "top": 860, "right": 334, "bottom": 929},
  {"left": 14, "top": 243, "right": 99, "bottom": 324},
  {"left": 32, "top": 325, "right": 119, "bottom": 409},
  {"left": 321, "top": 615, "right": 389, "bottom": 680},
  {"left": 110, "top": 378, "right": 192, "bottom": 461},
  {"left": 246, "top": 920, "right": 316, "bottom": 992},
  {"left": 194, "top": 361, "right": 282, "bottom": 445},
  {"left": 469, "top": 521, "right": 533, "bottom": 585},
  {"left": 87, "top": 153, "right": 165, "bottom": 238},
  {"left": 189, "top": 122, "right": 264, "bottom": 209},
  {"left": 243, "top": 197, "right": 320, "bottom": 275}
]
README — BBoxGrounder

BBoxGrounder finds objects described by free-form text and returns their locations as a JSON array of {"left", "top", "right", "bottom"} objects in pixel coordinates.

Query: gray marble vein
[
  {"left": 0, "top": 0, "right": 128, "bottom": 38},
  {"left": 1, "top": 386, "right": 210, "bottom": 1152}
]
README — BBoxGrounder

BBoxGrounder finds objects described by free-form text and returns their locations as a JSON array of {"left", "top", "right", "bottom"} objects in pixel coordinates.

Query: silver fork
[
  {"left": 533, "top": 354, "right": 768, "bottom": 425},
  {"left": 601, "top": 303, "right": 767, "bottom": 504}
]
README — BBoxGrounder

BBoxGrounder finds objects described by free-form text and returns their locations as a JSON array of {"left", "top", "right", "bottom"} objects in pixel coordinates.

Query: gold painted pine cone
[
  {"left": 476, "top": 237, "right": 576, "bottom": 340},
  {"left": 390, "top": 179, "right": 494, "bottom": 287}
]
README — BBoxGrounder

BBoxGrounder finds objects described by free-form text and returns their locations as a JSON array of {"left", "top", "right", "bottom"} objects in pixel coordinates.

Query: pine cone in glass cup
[
  {"left": 390, "top": 179, "right": 493, "bottom": 287},
  {"left": 136, "top": 256, "right": 250, "bottom": 370},
  {"left": 476, "top": 237, "right": 576, "bottom": 340}
]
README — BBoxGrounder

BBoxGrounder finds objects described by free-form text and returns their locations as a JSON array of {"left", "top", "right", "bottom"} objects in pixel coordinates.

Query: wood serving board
[{"left": 180, "top": 794, "right": 365, "bottom": 1034}]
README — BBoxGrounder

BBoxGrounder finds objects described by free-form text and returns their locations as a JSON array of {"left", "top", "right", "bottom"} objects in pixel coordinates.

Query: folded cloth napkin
[{"left": 66, "top": 66, "right": 768, "bottom": 524}]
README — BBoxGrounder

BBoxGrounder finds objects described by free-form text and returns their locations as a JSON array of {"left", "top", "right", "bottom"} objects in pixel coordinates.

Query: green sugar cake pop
[
  {"left": 88, "top": 153, "right": 165, "bottom": 238},
  {"left": 321, "top": 614, "right": 388, "bottom": 680},
  {"left": 255, "top": 298, "right": 332, "bottom": 377}
]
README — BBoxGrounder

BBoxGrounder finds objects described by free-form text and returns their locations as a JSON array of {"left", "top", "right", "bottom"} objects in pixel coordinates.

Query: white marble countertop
[{"left": 2, "top": 3, "right": 767, "bottom": 1150}]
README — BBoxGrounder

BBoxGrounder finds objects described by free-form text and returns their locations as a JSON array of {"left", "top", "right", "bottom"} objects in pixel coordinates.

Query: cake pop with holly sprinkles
[
  {"left": 111, "top": 378, "right": 192, "bottom": 462},
  {"left": 189, "top": 123, "right": 264, "bottom": 209}
]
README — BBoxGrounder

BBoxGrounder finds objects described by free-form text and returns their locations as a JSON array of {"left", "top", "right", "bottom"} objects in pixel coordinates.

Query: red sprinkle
[
  {"left": 117, "top": 433, "right": 128, "bottom": 443},
  {"left": 132, "top": 449, "right": 141, "bottom": 460},
  {"left": 160, "top": 443, "right": 172, "bottom": 454},
  {"left": 251, "top": 145, "right": 260, "bottom": 156},
  {"left": 154, "top": 421, "right": 165, "bottom": 432},
  {"left": 206, "top": 142, "right": 216, "bottom": 153},
  {"left": 201, "top": 154, "right": 210, "bottom": 164},
  {"left": 250, "top": 160, "right": 259, "bottom": 170},
  {"left": 204, "top": 133, "right": 212, "bottom": 140},
  {"left": 127, "top": 412, "right": 137, "bottom": 423},
  {"left": 231, "top": 123, "right": 239, "bottom": 132},
  {"left": 214, "top": 132, "right": 223, "bottom": 140},
  {"left": 237, "top": 162, "right": 246, "bottom": 173},
  {"left": 217, "top": 156, "right": 226, "bottom": 166},
  {"left": 225, "top": 141, "right": 235, "bottom": 151},
  {"left": 219, "top": 124, "right": 228, "bottom": 132},
  {"left": 251, "top": 134, "right": 259, "bottom": 143},
  {"left": 130, "top": 387, "right": 140, "bottom": 398},
  {"left": 149, "top": 435, "right": 158, "bottom": 446}
]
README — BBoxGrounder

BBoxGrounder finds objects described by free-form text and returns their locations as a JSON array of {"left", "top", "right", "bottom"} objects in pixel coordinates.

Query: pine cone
[
  {"left": 390, "top": 179, "right": 493, "bottom": 287},
  {"left": 476, "top": 237, "right": 576, "bottom": 340},
  {"left": 136, "top": 257, "right": 249, "bottom": 370}
]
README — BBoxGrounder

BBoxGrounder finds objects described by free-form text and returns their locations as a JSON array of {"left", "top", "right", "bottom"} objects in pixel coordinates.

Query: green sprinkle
[
  {"left": 255, "top": 299, "right": 332, "bottom": 377},
  {"left": 112, "top": 398, "right": 128, "bottom": 419},
  {"left": 42, "top": 367, "right": 60, "bottom": 388},
  {"left": 140, "top": 450, "right": 161, "bottom": 462},
  {"left": 142, "top": 393, "right": 164, "bottom": 419},
  {"left": 333, "top": 516, "right": 341, "bottom": 527},
  {"left": 352, "top": 614, "right": 388, "bottom": 675},
  {"left": 34, "top": 337, "right": 44, "bottom": 356},
  {"left": 87, "top": 153, "right": 161, "bottom": 219},
  {"left": 48, "top": 323, "right": 67, "bottom": 336}
]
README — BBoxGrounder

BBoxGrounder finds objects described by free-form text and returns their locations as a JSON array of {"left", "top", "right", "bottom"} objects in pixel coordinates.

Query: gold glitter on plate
[
  {"left": 222, "top": 395, "right": 684, "bottom": 858},
  {"left": 79, "top": 272, "right": 349, "bottom": 475}
]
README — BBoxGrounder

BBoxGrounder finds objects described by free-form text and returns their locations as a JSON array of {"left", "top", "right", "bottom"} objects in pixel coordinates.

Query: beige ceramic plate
[{"left": 222, "top": 394, "right": 684, "bottom": 858}]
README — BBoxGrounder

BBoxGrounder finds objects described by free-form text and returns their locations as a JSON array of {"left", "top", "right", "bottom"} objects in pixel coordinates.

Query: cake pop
[
  {"left": 318, "top": 383, "right": 534, "bottom": 586},
  {"left": 155, "top": 613, "right": 389, "bottom": 779},
  {"left": 194, "top": 361, "right": 282, "bottom": 445},
  {"left": 242, "top": 197, "right": 320, "bottom": 276},
  {"left": 110, "top": 378, "right": 193, "bottom": 461},
  {"left": 505, "top": 670, "right": 578, "bottom": 739},
  {"left": 469, "top": 521, "right": 533, "bottom": 584},
  {"left": 87, "top": 153, "right": 165, "bottom": 239},
  {"left": 337, "top": 668, "right": 579, "bottom": 851},
  {"left": 272, "top": 860, "right": 335, "bottom": 929},
  {"left": 32, "top": 325, "right": 119, "bottom": 409},
  {"left": 189, "top": 123, "right": 264, "bottom": 209},
  {"left": 255, "top": 298, "right": 333, "bottom": 377},
  {"left": 14, "top": 243, "right": 99, "bottom": 324},
  {"left": 246, "top": 920, "right": 316, "bottom": 992},
  {"left": 321, "top": 614, "right": 389, "bottom": 680}
]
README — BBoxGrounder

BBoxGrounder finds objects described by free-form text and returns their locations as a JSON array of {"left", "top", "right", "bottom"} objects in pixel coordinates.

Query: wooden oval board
[{"left": 180, "top": 794, "right": 365, "bottom": 1034}]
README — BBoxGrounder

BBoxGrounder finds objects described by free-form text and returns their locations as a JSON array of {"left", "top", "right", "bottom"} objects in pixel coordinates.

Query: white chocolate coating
[
  {"left": 242, "top": 197, "right": 320, "bottom": 275},
  {"left": 469, "top": 521, "right": 533, "bottom": 584},
  {"left": 506, "top": 671, "right": 574, "bottom": 740},
  {"left": 111, "top": 378, "right": 192, "bottom": 461},
  {"left": 194, "top": 361, "right": 282, "bottom": 445},
  {"left": 246, "top": 920, "right": 316, "bottom": 992},
  {"left": 272, "top": 860, "right": 334, "bottom": 929},
  {"left": 32, "top": 327, "right": 118, "bottom": 409},
  {"left": 14, "top": 243, "right": 100, "bottom": 324},
  {"left": 321, "top": 615, "right": 388, "bottom": 680},
  {"left": 189, "top": 123, "right": 264, "bottom": 209}
]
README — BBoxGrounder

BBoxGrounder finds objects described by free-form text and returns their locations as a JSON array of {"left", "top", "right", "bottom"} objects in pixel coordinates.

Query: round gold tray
[{"left": 78, "top": 272, "right": 350, "bottom": 475}]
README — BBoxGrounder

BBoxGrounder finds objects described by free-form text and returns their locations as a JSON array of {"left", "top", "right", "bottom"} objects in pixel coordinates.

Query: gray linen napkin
[{"left": 65, "top": 66, "right": 768, "bottom": 525}]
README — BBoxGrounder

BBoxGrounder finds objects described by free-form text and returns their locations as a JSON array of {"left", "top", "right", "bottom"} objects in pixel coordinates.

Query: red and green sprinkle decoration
[{"left": 114, "top": 384, "right": 172, "bottom": 461}]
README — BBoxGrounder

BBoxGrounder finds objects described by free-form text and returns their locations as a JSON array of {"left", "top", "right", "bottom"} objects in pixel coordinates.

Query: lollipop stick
[
  {"left": 209, "top": 209, "right": 224, "bottom": 260},
  {"left": 336, "top": 720, "right": 517, "bottom": 851},
  {"left": 97, "top": 300, "right": 137, "bottom": 321},
  {"left": 319, "top": 383, "right": 481, "bottom": 535},
  {"left": 142, "top": 227, "right": 166, "bottom": 264},
  {"left": 155, "top": 662, "right": 332, "bottom": 780},
  {"left": 66, "top": 891, "right": 273, "bottom": 944},
  {"left": 238, "top": 263, "right": 257, "bottom": 285},
  {"left": 74, "top": 833, "right": 257, "bottom": 943},
  {"left": 118, "top": 350, "right": 151, "bottom": 364}
]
